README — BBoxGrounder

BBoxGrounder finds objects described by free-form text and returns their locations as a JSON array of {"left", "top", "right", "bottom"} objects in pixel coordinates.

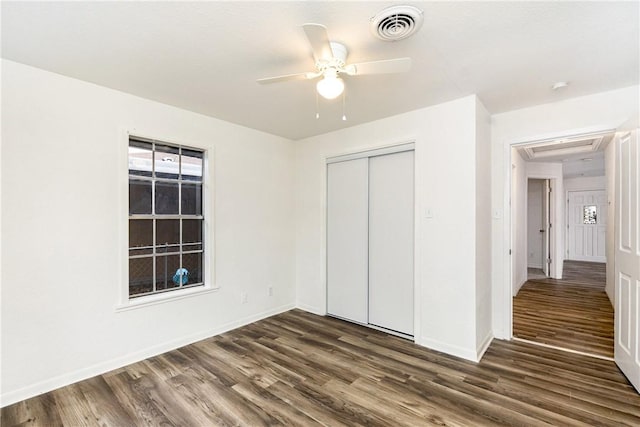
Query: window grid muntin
[{"left": 128, "top": 138, "right": 204, "bottom": 298}]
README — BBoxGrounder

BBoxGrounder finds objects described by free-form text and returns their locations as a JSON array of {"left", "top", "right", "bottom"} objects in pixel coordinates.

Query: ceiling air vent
[{"left": 370, "top": 5, "right": 423, "bottom": 41}]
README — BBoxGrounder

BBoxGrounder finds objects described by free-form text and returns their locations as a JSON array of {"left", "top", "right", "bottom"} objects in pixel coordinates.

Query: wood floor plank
[
  {"left": 322, "top": 378, "right": 440, "bottom": 426},
  {"left": 0, "top": 392, "right": 63, "bottom": 426},
  {"left": 231, "top": 380, "right": 320, "bottom": 426},
  {"left": 52, "top": 384, "right": 99, "bottom": 426},
  {"left": 264, "top": 380, "right": 352, "bottom": 426},
  {"left": 349, "top": 376, "right": 472, "bottom": 427},
  {"left": 102, "top": 370, "right": 174, "bottom": 426},
  {"left": 75, "top": 376, "right": 137, "bottom": 426},
  {"left": 2, "top": 309, "right": 638, "bottom": 426}
]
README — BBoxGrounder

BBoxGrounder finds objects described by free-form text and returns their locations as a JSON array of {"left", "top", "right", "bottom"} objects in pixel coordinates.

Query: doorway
[
  {"left": 526, "top": 179, "right": 551, "bottom": 280},
  {"left": 510, "top": 133, "right": 614, "bottom": 359}
]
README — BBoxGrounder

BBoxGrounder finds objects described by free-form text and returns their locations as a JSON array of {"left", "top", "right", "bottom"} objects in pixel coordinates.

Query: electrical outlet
[
  {"left": 240, "top": 292, "right": 248, "bottom": 304},
  {"left": 268, "top": 286, "right": 273, "bottom": 297}
]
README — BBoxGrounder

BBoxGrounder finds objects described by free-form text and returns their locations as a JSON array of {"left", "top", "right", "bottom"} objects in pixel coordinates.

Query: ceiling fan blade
[
  {"left": 256, "top": 72, "right": 317, "bottom": 84},
  {"left": 302, "top": 23, "right": 333, "bottom": 62},
  {"left": 345, "top": 58, "right": 412, "bottom": 76}
]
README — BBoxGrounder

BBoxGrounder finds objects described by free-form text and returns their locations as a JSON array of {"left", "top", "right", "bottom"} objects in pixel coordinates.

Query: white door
[
  {"left": 327, "top": 159, "right": 369, "bottom": 324},
  {"left": 368, "top": 151, "right": 415, "bottom": 336},
  {"left": 567, "top": 190, "right": 607, "bottom": 262},
  {"left": 614, "top": 130, "right": 640, "bottom": 392},
  {"left": 542, "top": 180, "right": 551, "bottom": 276}
]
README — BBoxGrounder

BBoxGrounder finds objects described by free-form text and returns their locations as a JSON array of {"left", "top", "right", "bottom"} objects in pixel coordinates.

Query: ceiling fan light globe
[{"left": 316, "top": 76, "right": 344, "bottom": 99}]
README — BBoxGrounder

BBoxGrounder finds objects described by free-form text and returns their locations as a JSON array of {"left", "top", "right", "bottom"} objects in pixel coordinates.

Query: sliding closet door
[
  {"left": 327, "top": 159, "right": 369, "bottom": 324},
  {"left": 368, "top": 151, "right": 414, "bottom": 335}
]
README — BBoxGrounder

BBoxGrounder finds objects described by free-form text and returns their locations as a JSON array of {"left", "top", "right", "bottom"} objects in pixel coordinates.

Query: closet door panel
[
  {"left": 368, "top": 151, "right": 414, "bottom": 335},
  {"left": 327, "top": 159, "right": 369, "bottom": 324}
]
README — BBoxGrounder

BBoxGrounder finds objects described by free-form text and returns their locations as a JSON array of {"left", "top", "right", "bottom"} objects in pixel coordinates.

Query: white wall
[
  {"left": 0, "top": 31, "right": 3, "bottom": 399},
  {"left": 511, "top": 149, "right": 527, "bottom": 293},
  {"left": 475, "top": 98, "right": 493, "bottom": 356},
  {"left": 1, "top": 60, "right": 296, "bottom": 405},
  {"left": 295, "top": 95, "right": 490, "bottom": 361},
  {"left": 491, "top": 85, "right": 640, "bottom": 339},
  {"left": 527, "top": 180, "right": 544, "bottom": 269},
  {"left": 563, "top": 156, "right": 605, "bottom": 178}
]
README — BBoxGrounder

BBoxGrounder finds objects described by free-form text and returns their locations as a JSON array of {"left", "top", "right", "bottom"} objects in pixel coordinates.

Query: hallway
[{"left": 513, "top": 260, "right": 613, "bottom": 358}]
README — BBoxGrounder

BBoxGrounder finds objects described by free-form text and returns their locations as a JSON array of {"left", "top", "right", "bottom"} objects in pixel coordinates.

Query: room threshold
[{"left": 512, "top": 337, "right": 614, "bottom": 362}]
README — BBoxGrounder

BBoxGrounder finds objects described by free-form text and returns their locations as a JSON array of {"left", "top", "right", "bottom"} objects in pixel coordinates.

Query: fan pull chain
[
  {"left": 342, "top": 91, "right": 347, "bottom": 121},
  {"left": 315, "top": 91, "right": 320, "bottom": 119}
]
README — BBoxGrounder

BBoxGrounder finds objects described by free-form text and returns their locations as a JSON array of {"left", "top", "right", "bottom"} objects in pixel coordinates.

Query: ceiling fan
[{"left": 257, "top": 24, "right": 412, "bottom": 100}]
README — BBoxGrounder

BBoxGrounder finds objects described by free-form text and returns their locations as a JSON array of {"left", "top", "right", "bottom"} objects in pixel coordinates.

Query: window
[
  {"left": 583, "top": 205, "right": 597, "bottom": 224},
  {"left": 128, "top": 137, "right": 204, "bottom": 298}
]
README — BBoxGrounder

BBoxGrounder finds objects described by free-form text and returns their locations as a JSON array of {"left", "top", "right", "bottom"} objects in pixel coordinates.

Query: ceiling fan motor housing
[
  {"left": 330, "top": 42, "right": 348, "bottom": 64},
  {"left": 370, "top": 5, "right": 424, "bottom": 41},
  {"left": 316, "top": 42, "right": 348, "bottom": 73}
]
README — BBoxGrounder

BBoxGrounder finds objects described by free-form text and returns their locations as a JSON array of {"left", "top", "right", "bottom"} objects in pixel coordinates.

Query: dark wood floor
[
  {"left": 514, "top": 260, "right": 614, "bottom": 358},
  {"left": 530, "top": 260, "right": 608, "bottom": 288},
  {"left": 3, "top": 309, "right": 638, "bottom": 426}
]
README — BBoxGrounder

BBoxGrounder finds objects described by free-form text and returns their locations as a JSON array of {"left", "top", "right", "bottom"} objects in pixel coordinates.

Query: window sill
[{"left": 115, "top": 285, "right": 219, "bottom": 312}]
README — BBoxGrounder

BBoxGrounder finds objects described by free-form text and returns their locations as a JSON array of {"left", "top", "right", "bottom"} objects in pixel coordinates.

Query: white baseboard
[
  {"left": 418, "top": 336, "right": 479, "bottom": 362},
  {"left": 528, "top": 263, "right": 542, "bottom": 269},
  {"left": 567, "top": 256, "right": 606, "bottom": 263},
  {"left": 476, "top": 331, "right": 494, "bottom": 361},
  {"left": 0, "top": 303, "right": 295, "bottom": 408},
  {"left": 296, "top": 302, "right": 326, "bottom": 316}
]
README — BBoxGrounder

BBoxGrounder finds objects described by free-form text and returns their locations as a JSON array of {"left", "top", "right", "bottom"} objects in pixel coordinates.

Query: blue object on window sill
[{"left": 173, "top": 268, "right": 189, "bottom": 285}]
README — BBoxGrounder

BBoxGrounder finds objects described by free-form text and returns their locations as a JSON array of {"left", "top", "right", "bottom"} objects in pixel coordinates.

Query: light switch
[
  {"left": 425, "top": 208, "right": 434, "bottom": 218},
  {"left": 493, "top": 209, "right": 502, "bottom": 219}
]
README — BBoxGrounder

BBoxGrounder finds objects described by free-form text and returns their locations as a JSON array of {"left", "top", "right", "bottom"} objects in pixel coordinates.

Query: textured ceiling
[{"left": 2, "top": 1, "right": 639, "bottom": 140}]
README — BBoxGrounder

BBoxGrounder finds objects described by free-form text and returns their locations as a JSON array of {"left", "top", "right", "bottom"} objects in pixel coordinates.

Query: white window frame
[{"left": 117, "top": 130, "right": 216, "bottom": 311}]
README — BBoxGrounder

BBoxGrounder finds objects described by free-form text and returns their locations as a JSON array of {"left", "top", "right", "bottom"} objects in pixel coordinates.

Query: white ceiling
[
  {"left": 561, "top": 152, "right": 606, "bottom": 179},
  {"left": 2, "top": 1, "right": 638, "bottom": 140}
]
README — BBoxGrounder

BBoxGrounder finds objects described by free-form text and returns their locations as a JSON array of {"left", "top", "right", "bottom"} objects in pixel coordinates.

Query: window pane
[
  {"left": 182, "top": 219, "right": 202, "bottom": 244},
  {"left": 130, "top": 257, "right": 154, "bottom": 296},
  {"left": 130, "top": 248, "right": 153, "bottom": 257},
  {"left": 182, "top": 149, "right": 203, "bottom": 181},
  {"left": 182, "top": 252, "right": 203, "bottom": 285},
  {"left": 155, "top": 181, "right": 179, "bottom": 214},
  {"left": 128, "top": 140, "right": 152, "bottom": 177},
  {"left": 183, "top": 243, "right": 202, "bottom": 252},
  {"left": 156, "top": 219, "right": 180, "bottom": 253},
  {"left": 156, "top": 254, "right": 181, "bottom": 290},
  {"left": 129, "top": 180, "right": 152, "bottom": 214},
  {"left": 155, "top": 145, "right": 179, "bottom": 179},
  {"left": 129, "top": 220, "right": 153, "bottom": 256},
  {"left": 583, "top": 205, "right": 597, "bottom": 224},
  {"left": 181, "top": 183, "right": 202, "bottom": 215}
]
